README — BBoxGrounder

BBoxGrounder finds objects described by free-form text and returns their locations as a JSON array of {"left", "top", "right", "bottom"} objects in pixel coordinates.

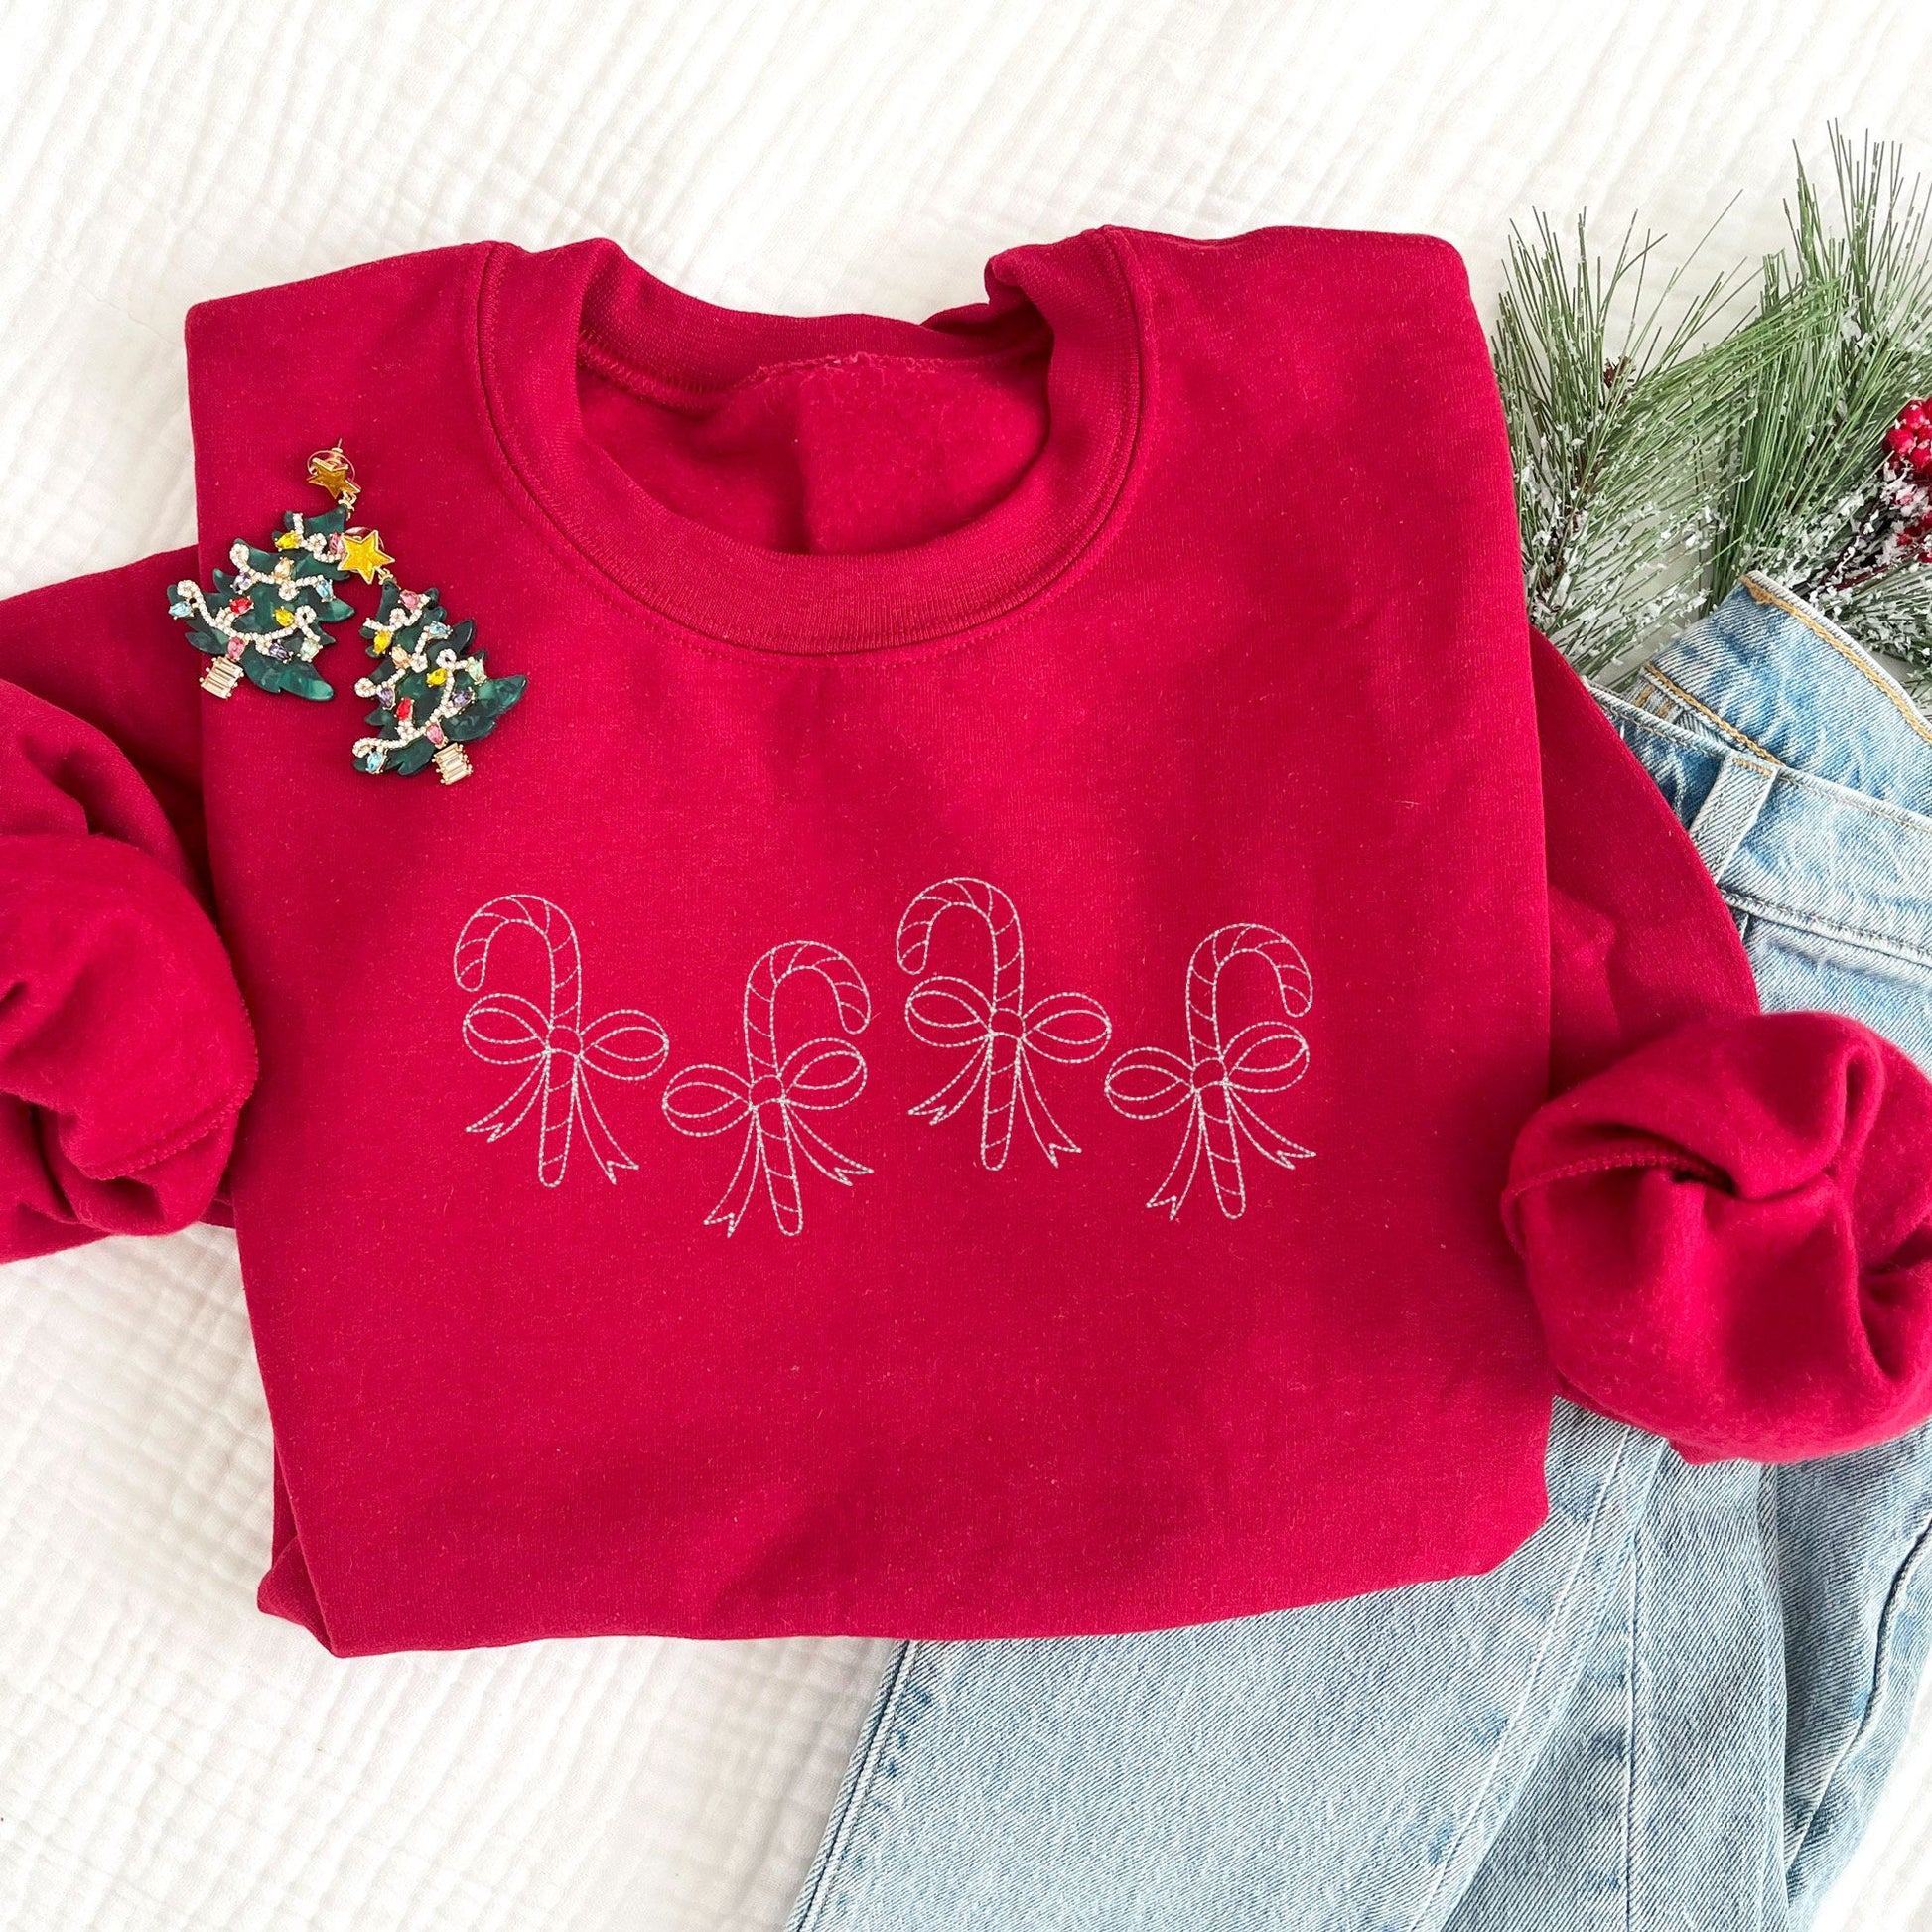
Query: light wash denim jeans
[{"left": 786, "top": 576, "right": 1932, "bottom": 1932}]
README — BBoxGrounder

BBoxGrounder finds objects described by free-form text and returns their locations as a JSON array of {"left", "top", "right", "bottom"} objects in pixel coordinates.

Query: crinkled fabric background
[{"left": 2, "top": 2, "right": 1930, "bottom": 1926}]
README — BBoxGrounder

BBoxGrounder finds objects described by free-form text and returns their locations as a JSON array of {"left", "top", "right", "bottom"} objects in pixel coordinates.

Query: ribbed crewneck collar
[{"left": 476, "top": 229, "right": 1143, "bottom": 654}]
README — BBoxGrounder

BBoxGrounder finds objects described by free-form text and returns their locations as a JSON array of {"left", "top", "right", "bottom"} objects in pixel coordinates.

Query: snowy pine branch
[
  {"left": 1493, "top": 128, "right": 1932, "bottom": 698},
  {"left": 1724, "top": 132, "right": 1932, "bottom": 681},
  {"left": 1492, "top": 208, "right": 1760, "bottom": 679}
]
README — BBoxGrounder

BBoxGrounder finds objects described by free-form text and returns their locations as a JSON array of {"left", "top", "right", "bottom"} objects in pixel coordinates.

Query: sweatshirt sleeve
[
  {"left": 1503, "top": 631, "right": 1932, "bottom": 1463},
  {"left": 0, "top": 551, "right": 256, "bottom": 1262}
]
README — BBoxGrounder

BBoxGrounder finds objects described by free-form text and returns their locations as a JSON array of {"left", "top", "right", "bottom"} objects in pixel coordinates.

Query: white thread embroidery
[
  {"left": 897, "top": 877, "right": 1113, "bottom": 1169},
  {"left": 1105, "top": 923, "right": 1314, "bottom": 1220},
  {"left": 661, "top": 941, "right": 873, "bottom": 1236},
  {"left": 455, "top": 895, "right": 670, "bottom": 1186}
]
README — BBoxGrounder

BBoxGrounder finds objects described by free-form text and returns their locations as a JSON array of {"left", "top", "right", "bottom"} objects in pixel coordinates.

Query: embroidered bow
[
  {"left": 1105, "top": 922, "right": 1314, "bottom": 1220},
  {"left": 661, "top": 940, "right": 872, "bottom": 1236},
  {"left": 455, "top": 894, "right": 669, "bottom": 1186},
  {"left": 898, "top": 877, "right": 1112, "bottom": 1169}
]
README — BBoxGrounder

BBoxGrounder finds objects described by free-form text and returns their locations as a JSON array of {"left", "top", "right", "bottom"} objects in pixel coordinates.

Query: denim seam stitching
[
  {"left": 1743, "top": 574, "right": 1932, "bottom": 749},
  {"left": 1719, "top": 889, "right": 1932, "bottom": 976},
  {"left": 788, "top": 1640, "right": 921, "bottom": 1932},
  {"left": 1686, "top": 757, "right": 1777, "bottom": 880},
  {"left": 1765, "top": 772, "right": 1932, "bottom": 839},
  {"left": 1744, "top": 770, "right": 1932, "bottom": 839},
  {"left": 1638, "top": 664, "right": 1780, "bottom": 765},
  {"left": 1596, "top": 684, "right": 1740, "bottom": 756},
  {"left": 1408, "top": 1424, "right": 1643, "bottom": 1930},
  {"left": 1605, "top": 687, "right": 1932, "bottom": 843},
  {"left": 1785, "top": 1504, "right": 1932, "bottom": 1877}
]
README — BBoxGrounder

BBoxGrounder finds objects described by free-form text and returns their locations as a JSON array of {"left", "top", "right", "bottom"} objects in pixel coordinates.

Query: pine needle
[
  {"left": 1719, "top": 130, "right": 1932, "bottom": 683},
  {"left": 1493, "top": 128, "right": 1932, "bottom": 700},
  {"left": 1492, "top": 207, "right": 1763, "bottom": 679}
]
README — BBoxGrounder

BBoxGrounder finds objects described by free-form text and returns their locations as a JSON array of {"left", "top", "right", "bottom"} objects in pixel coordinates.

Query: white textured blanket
[{"left": 2, "top": 2, "right": 1929, "bottom": 1925}]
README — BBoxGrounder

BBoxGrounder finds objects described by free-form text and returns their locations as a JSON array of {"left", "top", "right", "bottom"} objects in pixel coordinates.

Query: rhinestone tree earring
[
  {"left": 169, "top": 441, "right": 526, "bottom": 782},
  {"left": 319, "top": 443, "right": 526, "bottom": 783},
  {"left": 168, "top": 444, "right": 389, "bottom": 701},
  {"left": 349, "top": 571, "right": 527, "bottom": 785}
]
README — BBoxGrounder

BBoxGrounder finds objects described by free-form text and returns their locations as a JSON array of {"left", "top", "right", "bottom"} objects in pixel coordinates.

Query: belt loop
[{"left": 1685, "top": 754, "right": 1777, "bottom": 882}]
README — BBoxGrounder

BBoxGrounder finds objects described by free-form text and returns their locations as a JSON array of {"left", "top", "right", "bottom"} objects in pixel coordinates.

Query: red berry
[
  {"left": 1887, "top": 399, "right": 1932, "bottom": 475},
  {"left": 1886, "top": 400, "right": 1932, "bottom": 479}
]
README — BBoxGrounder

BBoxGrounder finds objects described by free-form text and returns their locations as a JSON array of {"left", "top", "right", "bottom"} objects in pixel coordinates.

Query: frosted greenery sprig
[
  {"left": 1494, "top": 129, "right": 1932, "bottom": 699},
  {"left": 1490, "top": 208, "right": 1763, "bottom": 680},
  {"left": 1719, "top": 133, "right": 1932, "bottom": 680}
]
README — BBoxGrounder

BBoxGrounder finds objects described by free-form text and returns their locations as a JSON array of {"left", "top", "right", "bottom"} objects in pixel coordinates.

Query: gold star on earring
[
  {"left": 306, "top": 443, "right": 361, "bottom": 511},
  {"left": 341, "top": 528, "right": 394, "bottom": 583}
]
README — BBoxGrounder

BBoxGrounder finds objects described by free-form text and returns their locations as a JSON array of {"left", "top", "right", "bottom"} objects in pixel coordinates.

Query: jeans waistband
[
  {"left": 1632, "top": 574, "right": 1932, "bottom": 813},
  {"left": 1600, "top": 577, "right": 1932, "bottom": 970}
]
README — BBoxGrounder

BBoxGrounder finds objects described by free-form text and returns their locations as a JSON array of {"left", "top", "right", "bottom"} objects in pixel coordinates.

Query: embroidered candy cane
[
  {"left": 455, "top": 894, "right": 669, "bottom": 1186},
  {"left": 661, "top": 941, "right": 872, "bottom": 1236},
  {"left": 897, "top": 877, "right": 1112, "bottom": 1169},
  {"left": 1105, "top": 923, "right": 1314, "bottom": 1220}
]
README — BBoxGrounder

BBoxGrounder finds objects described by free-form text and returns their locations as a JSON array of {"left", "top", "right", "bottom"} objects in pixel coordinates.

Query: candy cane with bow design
[
  {"left": 897, "top": 877, "right": 1112, "bottom": 1169},
  {"left": 455, "top": 894, "right": 670, "bottom": 1186},
  {"left": 1105, "top": 923, "right": 1314, "bottom": 1220},
  {"left": 661, "top": 941, "right": 872, "bottom": 1236}
]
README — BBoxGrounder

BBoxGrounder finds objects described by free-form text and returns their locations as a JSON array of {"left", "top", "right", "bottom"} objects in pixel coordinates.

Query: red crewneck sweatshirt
[{"left": 4, "top": 226, "right": 1931, "bottom": 1656}]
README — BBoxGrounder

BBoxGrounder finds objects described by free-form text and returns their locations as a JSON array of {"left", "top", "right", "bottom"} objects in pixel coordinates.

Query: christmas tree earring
[
  {"left": 314, "top": 443, "right": 527, "bottom": 782},
  {"left": 167, "top": 444, "right": 389, "bottom": 701},
  {"left": 349, "top": 568, "right": 527, "bottom": 786}
]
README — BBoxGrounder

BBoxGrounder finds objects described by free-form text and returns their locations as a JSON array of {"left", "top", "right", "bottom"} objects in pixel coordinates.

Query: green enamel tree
[
  {"left": 351, "top": 577, "right": 526, "bottom": 784},
  {"left": 168, "top": 507, "right": 356, "bottom": 699}
]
